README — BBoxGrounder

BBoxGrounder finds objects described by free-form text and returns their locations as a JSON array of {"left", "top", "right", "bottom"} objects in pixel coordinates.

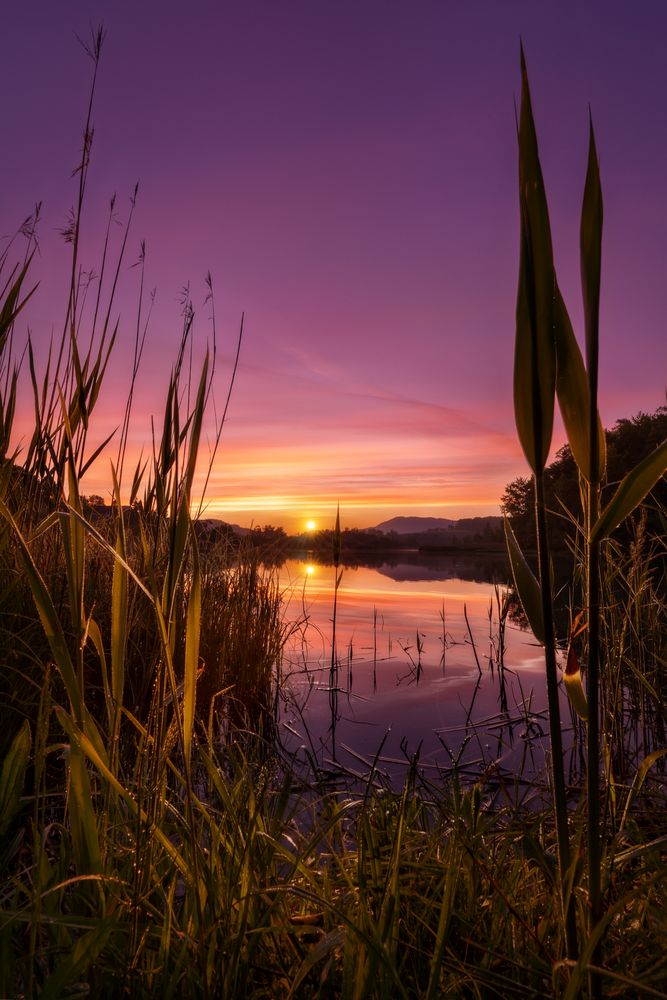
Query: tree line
[{"left": 501, "top": 406, "right": 667, "bottom": 554}]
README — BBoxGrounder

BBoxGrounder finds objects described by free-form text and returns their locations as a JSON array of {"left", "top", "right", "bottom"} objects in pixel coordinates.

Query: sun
[{"left": 305, "top": 519, "right": 317, "bottom": 532}]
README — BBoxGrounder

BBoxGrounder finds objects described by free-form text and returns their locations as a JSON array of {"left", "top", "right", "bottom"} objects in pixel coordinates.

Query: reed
[
  {"left": 511, "top": 47, "right": 577, "bottom": 958},
  {"left": 508, "top": 46, "right": 667, "bottom": 992}
]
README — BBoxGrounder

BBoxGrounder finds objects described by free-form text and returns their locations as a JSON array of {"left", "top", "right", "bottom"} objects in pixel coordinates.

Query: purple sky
[{"left": 4, "top": 2, "right": 666, "bottom": 530}]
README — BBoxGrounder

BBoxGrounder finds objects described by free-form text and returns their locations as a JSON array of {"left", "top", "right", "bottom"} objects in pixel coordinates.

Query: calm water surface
[{"left": 277, "top": 554, "right": 567, "bottom": 786}]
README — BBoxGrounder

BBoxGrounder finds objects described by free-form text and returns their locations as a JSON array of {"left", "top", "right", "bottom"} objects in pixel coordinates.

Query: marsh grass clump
[{"left": 198, "top": 541, "right": 289, "bottom": 736}]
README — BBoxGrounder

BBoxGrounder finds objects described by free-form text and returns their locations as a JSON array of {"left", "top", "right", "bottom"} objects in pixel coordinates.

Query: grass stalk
[
  {"left": 512, "top": 47, "right": 577, "bottom": 962},
  {"left": 534, "top": 470, "right": 578, "bottom": 959},
  {"left": 582, "top": 114, "right": 604, "bottom": 999}
]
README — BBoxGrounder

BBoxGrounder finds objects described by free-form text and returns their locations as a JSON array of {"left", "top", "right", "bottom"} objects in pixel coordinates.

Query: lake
[{"left": 276, "top": 553, "right": 573, "bottom": 789}]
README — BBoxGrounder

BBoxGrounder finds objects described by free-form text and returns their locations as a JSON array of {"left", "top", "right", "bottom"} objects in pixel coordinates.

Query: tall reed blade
[
  {"left": 563, "top": 639, "right": 589, "bottom": 722},
  {"left": 581, "top": 117, "right": 603, "bottom": 381},
  {"left": 504, "top": 516, "right": 544, "bottom": 643},
  {"left": 581, "top": 115, "right": 604, "bottom": 999},
  {"left": 0, "top": 720, "right": 31, "bottom": 836},
  {"left": 184, "top": 353, "right": 209, "bottom": 502},
  {"left": 514, "top": 45, "right": 556, "bottom": 475},
  {"left": 67, "top": 741, "right": 102, "bottom": 876},
  {"left": 0, "top": 369, "right": 19, "bottom": 463},
  {"left": 110, "top": 463, "right": 128, "bottom": 765},
  {"left": 554, "top": 285, "right": 606, "bottom": 481},
  {"left": 513, "top": 48, "right": 577, "bottom": 962},
  {"left": 0, "top": 498, "right": 82, "bottom": 723},
  {"left": 56, "top": 707, "right": 189, "bottom": 878},
  {"left": 0, "top": 255, "right": 37, "bottom": 352},
  {"left": 183, "top": 524, "right": 201, "bottom": 766},
  {"left": 590, "top": 439, "right": 667, "bottom": 541}
]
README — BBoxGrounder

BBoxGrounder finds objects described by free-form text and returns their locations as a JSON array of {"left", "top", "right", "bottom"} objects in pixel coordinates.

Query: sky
[{"left": 4, "top": 1, "right": 667, "bottom": 532}]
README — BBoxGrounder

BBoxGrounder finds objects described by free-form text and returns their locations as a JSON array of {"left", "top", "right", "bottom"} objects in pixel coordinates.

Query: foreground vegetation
[
  {"left": 502, "top": 406, "right": 667, "bottom": 557},
  {"left": 0, "top": 34, "right": 665, "bottom": 997}
]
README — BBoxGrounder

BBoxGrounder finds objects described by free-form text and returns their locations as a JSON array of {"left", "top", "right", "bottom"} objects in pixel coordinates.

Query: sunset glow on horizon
[{"left": 5, "top": 3, "right": 667, "bottom": 531}]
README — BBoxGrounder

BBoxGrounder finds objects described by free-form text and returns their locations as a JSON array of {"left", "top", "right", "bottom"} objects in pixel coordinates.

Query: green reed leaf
[
  {"left": 63, "top": 501, "right": 152, "bottom": 600},
  {"left": 87, "top": 618, "right": 112, "bottom": 726},
  {"left": 0, "top": 720, "right": 31, "bottom": 836},
  {"left": 56, "top": 706, "right": 190, "bottom": 878},
  {"left": 83, "top": 322, "right": 117, "bottom": 425},
  {"left": 514, "top": 47, "right": 556, "bottom": 473},
  {"left": 79, "top": 427, "right": 117, "bottom": 479},
  {"left": 158, "top": 378, "right": 176, "bottom": 490},
  {"left": 183, "top": 525, "right": 201, "bottom": 766},
  {"left": 184, "top": 353, "right": 209, "bottom": 502},
  {"left": 129, "top": 455, "right": 147, "bottom": 506},
  {"left": 581, "top": 115, "right": 603, "bottom": 376},
  {"left": 554, "top": 286, "right": 606, "bottom": 480},
  {"left": 591, "top": 440, "right": 667, "bottom": 541},
  {"left": 67, "top": 740, "right": 102, "bottom": 875},
  {"left": 425, "top": 842, "right": 461, "bottom": 1000},
  {"left": 163, "top": 493, "right": 190, "bottom": 619},
  {"left": 0, "top": 498, "right": 82, "bottom": 721},
  {"left": 619, "top": 748, "right": 667, "bottom": 834},
  {"left": 504, "top": 517, "right": 545, "bottom": 644},
  {"left": 41, "top": 914, "right": 118, "bottom": 1000},
  {"left": 0, "top": 368, "right": 18, "bottom": 460},
  {"left": 333, "top": 503, "right": 341, "bottom": 567},
  {"left": 62, "top": 457, "right": 85, "bottom": 635},
  {"left": 289, "top": 930, "right": 346, "bottom": 999},
  {"left": 0, "top": 255, "right": 37, "bottom": 352},
  {"left": 563, "top": 642, "right": 588, "bottom": 721},
  {"left": 110, "top": 464, "right": 127, "bottom": 715}
]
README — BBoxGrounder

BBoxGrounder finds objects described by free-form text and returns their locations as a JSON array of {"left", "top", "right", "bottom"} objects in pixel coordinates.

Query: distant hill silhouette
[
  {"left": 374, "top": 516, "right": 456, "bottom": 533},
  {"left": 198, "top": 518, "right": 250, "bottom": 536},
  {"left": 374, "top": 515, "right": 501, "bottom": 535}
]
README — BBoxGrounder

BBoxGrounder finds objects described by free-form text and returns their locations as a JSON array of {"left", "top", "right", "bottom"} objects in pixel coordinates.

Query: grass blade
[
  {"left": 514, "top": 45, "right": 556, "bottom": 473},
  {"left": 0, "top": 255, "right": 37, "bottom": 352},
  {"left": 183, "top": 524, "right": 201, "bottom": 766},
  {"left": 0, "top": 498, "right": 82, "bottom": 721},
  {"left": 184, "top": 354, "right": 209, "bottom": 502},
  {"left": 581, "top": 115, "right": 603, "bottom": 380},
  {"left": 87, "top": 618, "right": 113, "bottom": 726},
  {"left": 504, "top": 517, "right": 544, "bottom": 643},
  {"left": 563, "top": 641, "right": 588, "bottom": 721},
  {"left": 67, "top": 741, "right": 102, "bottom": 875},
  {"left": 554, "top": 286, "right": 606, "bottom": 481},
  {"left": 0, "top": 720, "right": 31, "bottom": 836},
  {"left": 41, "top": 914, "right": 118, "bottom": 1000},
  {"left": 56, "top": 707, "right": 190, "bottom": 878},
  {"left": 110, "top": 464, "right": 127, "bottom": 740},
  {"left": 618, "top": 748, "right": 667, "bottom": 833},
  {"left": 591, "top": 440, "right": 667, "bottom": 541}
]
